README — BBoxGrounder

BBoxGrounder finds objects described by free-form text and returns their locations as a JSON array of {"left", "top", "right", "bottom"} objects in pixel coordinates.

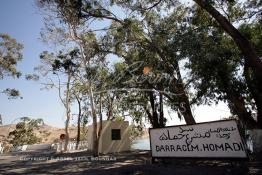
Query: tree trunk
[
  {"left": 193, "top": 0, "right": 262, "bottom": 77},
  {"left": 194, "top": 0, "right": 262, "bottom": 128},
  {"left": 64, "top": 72, "right": 71, "bottom": 152},
  {"left": 244, "top": 66, "right": 262, "bottom": 128},
  {"left": 145, "top": 92, "right": 157, "bottom": 128},
  {"left": 75, "top": 94, "right": 81, "bottom": 150},
  {"left": 64, "top": 115, "right": 70, "bottom": 152},
  {"left": 107, "top": 96, "right": 114, "bottom": 120},
  {"left": 89, "top": 85, "right": 98, "bottom": 157},
  {"left": 177, "top": 92, "right": 196, "bottom": 124},
  {"left": 175, "top": 64, "right": 196, "bottom": 125},
  {"left": 218, "top": 72, "right": 258, "bottom": 129},
  {"left": 147, "top": 36, "right": 196, "bottom": 125},
  {"left": 145, "top": 107, "right": 155, "bottom": 127},
  {"left": 226, "top": 88, "right": 258, "bottom": 129},
  {"left": 149, "top": 91, "right": 161, "bottom": 128},
  {"left": 159, "top": 93, "right": 164, "bottom": 127},
  {"left": 97, "top": 93, "right": 103, "bottom": 149}
]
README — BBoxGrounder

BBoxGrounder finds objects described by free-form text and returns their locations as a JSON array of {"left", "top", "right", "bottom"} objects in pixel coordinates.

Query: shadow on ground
[{"left": 0, "top": 151, "right": 261, "bottom": 175}]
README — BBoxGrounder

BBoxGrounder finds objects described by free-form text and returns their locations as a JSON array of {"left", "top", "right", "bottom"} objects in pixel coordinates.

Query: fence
[
  {"left": 0, "top": 141, "right": 88, "bottom": 153},
  {"left": 0, "top": 143, "right": 3, "bottom": 154},
  {"left": 52, "top": 141, "right": 88, "bottom": 152}
]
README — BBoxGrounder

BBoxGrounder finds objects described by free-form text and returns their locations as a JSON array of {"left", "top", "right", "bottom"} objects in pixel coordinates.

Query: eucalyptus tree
[
  {"left": 112, "top": 0, "right": 262, "bottom": 128},
  {"left": 71, "top": 81, "right": 84, "bottom": 150},
  {"left": 37, "top": 0, "right": 131, "bottom": 155},
  {"left": 8, "top": 117, "right": 44, "bottom": 147},
  {"left": 38, "top": 0, "right": 262, "bottom": 129},
  {"left": 0, "top": 34, "right": 23, "bottom": 79},
  {"left": 192, "top": 0, "right": 262, "bottom": 95},
  {"left": 174, "top": 4, "right": 261, "bottom": 129},
  {"left": 37, "top": 1, "right": 101, "bottom": 155},
  {"left": 180, "top": 26, "right": 258, "bottom": 128},
  {"left": 239, "top": 21, "right": 262, "bottom": 128},
  {"left": 37, "top": 49, "right": 81, "bottom": 151},
  {"left": 113, "top": 0, "right": 262, "bottom": 97},
  {"left": 190, "top": 0, "right": 262, "bottom": 128},
  {"left": 99, "top": 7, "right": 197, "bottom": 126},
  {"left": 0, "top": 34, "right": 23, "bottom": 99},
  {"left": 37, "top": 0, "right": 199, "bottom": 128}
]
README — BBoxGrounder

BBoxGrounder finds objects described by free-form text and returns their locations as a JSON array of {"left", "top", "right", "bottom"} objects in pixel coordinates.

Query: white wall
[{"left": 87, "top": 120, "right": 130, "bottom": 154}]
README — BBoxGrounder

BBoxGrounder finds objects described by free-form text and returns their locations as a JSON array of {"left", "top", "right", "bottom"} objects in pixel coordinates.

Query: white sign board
[{"left": 149, "top": 120, "right": 247, "bottom": 158}]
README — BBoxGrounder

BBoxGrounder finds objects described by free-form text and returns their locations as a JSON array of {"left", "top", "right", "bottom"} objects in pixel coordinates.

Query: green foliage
[
  {"left": 53, "top": 138, "right": 60, "bottom": 143},
  {"left": 239, "top": 22, "right": 262, "bottom": 56},
  {"left": 1, "top": 88, "right": 22, "bottom": 99},
  {"left": 0, "top": 34, "right": 23, "bottom": 99},
  {"left": 8, "top": 117, "right": 44, "bottom": 147},
  {"left": 0, "top": 34, "right": 23, "bottom": 79},
  {"left": 40, "top": 48, "right": 80, "bottom": 75},
  {"left": 129, "top": 124, "right": 144, "bottom": 141},
  {"left": 37, "top": 0, "right": 261, "bottom": 128},
  {"left": 181, "top": 6, "right": 260, "bottom": 110},
  {"left": 25, "top": 74, "right": 40, "bottom": 81}
]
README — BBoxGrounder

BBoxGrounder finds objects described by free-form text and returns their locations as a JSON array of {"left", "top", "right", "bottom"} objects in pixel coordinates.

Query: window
[{"left": 111, "top": 129, "right": 121, "bottom": 140}]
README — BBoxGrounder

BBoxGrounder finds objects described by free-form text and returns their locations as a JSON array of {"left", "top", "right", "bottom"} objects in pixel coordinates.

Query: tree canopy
[
  {"left": 0, "top": 34, "right": 23, "bottom": 79},
  {"left": 8, "top": 117, "right": 44, "bottom": 147},
  {"left": 36, "top": 0, "right": 262, "bottom": 134}
]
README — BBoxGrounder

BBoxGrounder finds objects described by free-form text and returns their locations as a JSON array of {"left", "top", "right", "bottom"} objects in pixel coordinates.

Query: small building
[{"left": 87, "top": 120, "right": 130, "bottom": 154}]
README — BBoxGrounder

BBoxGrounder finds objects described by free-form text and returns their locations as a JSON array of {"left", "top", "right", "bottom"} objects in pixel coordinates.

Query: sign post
[{"left": 149, "top": 120, "right": 248, "bottom": 159}]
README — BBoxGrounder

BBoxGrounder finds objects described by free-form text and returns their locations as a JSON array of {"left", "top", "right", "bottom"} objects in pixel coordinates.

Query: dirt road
[{"left": 0, "top": 150, "right": 261, "bottom": 175}]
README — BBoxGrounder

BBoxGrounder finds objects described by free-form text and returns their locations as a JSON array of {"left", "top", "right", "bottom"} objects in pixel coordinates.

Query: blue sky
[
  {"left": 0, "top": 0, "right": 65, "bottom": 127},
  {"left": 0, "top": 0, "right": 232, "bottom": 128}
]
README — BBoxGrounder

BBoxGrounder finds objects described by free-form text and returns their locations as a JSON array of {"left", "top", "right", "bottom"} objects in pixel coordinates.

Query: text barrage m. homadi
[{"left": 155, "top": 142, "right": 244, "bottom": 152}]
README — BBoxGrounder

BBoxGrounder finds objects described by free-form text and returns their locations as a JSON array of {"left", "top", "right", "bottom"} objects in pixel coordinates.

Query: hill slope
[{"left": 0, "top": 124, "right": 78, "bottom": 143}]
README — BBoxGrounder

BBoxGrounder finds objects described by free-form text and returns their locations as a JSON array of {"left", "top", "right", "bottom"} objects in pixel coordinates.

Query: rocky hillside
[
  {"left": 0, "top": 124, "right": 149, "bottom": 144},
  {"left": 0, "top": 124, "right": 78, "bottom": 143}
]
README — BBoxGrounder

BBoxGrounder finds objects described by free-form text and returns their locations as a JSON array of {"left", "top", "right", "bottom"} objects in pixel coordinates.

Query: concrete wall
[
  {"left": 26, "top": 144, "right": 51, "bottom": 150},
  {"left": 87, "top": 121, "right": 130, "bottom": 154}
]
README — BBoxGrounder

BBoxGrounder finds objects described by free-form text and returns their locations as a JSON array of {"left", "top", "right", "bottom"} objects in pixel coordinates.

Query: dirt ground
[{"left": 0, "top": 150, "right": 261, "bottom": 175}]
